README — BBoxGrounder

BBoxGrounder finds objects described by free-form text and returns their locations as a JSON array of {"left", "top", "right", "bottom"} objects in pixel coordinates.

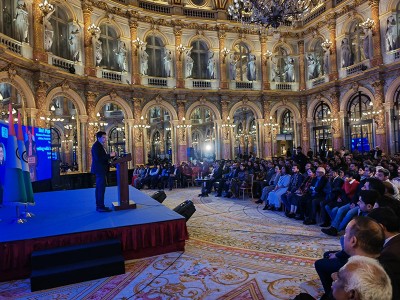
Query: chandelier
[{"left": 228, "top": 0, "right": 313, "bottom": 29}]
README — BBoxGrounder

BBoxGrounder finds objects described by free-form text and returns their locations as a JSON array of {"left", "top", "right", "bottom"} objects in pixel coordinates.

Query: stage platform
[{"left": 0, "top": 186, "right": 188, "bottom": 282}]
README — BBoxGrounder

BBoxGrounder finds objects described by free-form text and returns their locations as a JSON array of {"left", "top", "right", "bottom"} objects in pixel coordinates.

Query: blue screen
[
  {"left": 351, "top": 137, "right": 371, "bottom": 152},
  {"left": 0, "top": 122, "right": 52, "bottom": 184}
]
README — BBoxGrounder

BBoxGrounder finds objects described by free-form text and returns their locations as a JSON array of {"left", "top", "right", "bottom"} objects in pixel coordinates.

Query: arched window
[
  {"left": 346, "top": 92, "right": 374, "bottom": 153},
  {"left": 49, "top": 6, "right": 69, "bottom": 59},
  {"left": 191, "top": 40, "right": 209, "bottom": 79},
  {"left": 281, "top": 110, "right": 294, "bottom": 134},
  {"left": 348, "top": 20, "right": 366, "bottom": 65},
  {"left": 307, "top": 38, "right": 325, "bottom": 80},
  {"left": 313, "top": 102, "right": 332, "bottom": 155},
  {"left": 51, "top": 127, "right": 61, "bottom": 162},
  {"left": 233, "top": 42, "right": 250, "bottom": 82},
  {"left": 98, "top": 24, "right": 119, "bottom": 70},
  {"left": 109, "top": 126, "right": 126, "bottom": 156},
  {"left": 146, "top": 35, "right": 165, "bottom": 77},
  {"left": 272, "top": 46, "right": 295, "bottom": 82},
  {"left": 393, "top": 86, "right": 400, "bottom": 152},
  {"left": 151, "top": 131, "right": 161, "bottom": 158},
  {"left": 0, "top": 0, "right": 14, "bottom": 39}
]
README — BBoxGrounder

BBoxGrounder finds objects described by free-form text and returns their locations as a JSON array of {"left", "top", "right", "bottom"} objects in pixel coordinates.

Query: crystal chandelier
[{"left": 228, "top": 0, "right": 313, "bottom": 29}]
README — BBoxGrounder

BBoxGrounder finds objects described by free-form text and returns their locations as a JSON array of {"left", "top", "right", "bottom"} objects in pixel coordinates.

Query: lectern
[{"left": 111, "top": 153, "right": 137, "bottom": 211}]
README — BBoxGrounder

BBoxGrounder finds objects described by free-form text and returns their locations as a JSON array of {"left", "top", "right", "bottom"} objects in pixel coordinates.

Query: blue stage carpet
[{"left": 0, "top": 186, "right": 184, "bottom": 243}]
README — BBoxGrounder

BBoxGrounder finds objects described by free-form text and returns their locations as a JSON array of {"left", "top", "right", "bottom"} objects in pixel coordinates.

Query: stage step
[{"left": 30, "top": 239, "right": 125, "bottom": 291}]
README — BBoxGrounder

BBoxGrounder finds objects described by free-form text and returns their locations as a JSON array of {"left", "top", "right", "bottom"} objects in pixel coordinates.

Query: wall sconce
[
  {"left": 360, "top": 18, "right": 375, "bottom": 31},
  {"left": 87, "top": 23, "right": 100, "bottom": 37},
  {"left": 263, "top": 50, "right": 272, "bottom": 65},
  {"left": 177, "top": 117, "right": 192, "bottom": 129},
  {"left": 38, "top": 0, "right": 54, "bottom": 20},
  {"left": 221, "top": 47, "right": 231, "bottom": 64},
  {"left": 321, "top": 39, "right": 333, "bottom": 53},
  {"left": 132, "top": 37, "right": 145, "bottom": 56},
  {"left": 177, "top": 44, "right": 186, "bottom": 61},
  {"left": 133, "top": 116, "right": 150, "bottom": 129},
  {"left": 50, "top": 104, "right": 55, "bottom": 111},
  {"left": 222, "top": 116, "right": 236, "bottom": 128}
]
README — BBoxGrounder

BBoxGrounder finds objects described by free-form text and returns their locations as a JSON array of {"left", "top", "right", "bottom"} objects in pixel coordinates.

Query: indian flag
[
  {"left": 3, "top": 104, "right": 27, "bottom": 204},
  {"left": 17, "top": 112, "right": 34, "bottom": 204}
]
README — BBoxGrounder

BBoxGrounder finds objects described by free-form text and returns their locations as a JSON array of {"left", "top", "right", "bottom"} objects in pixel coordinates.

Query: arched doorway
[{"left": 313, "top": 102, "right": 332, "bottom": 156}]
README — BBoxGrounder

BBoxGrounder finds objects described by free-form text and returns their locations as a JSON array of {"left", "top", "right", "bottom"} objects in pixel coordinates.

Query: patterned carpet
[{"left": 0, "top": 187, "right": 340, "bottom": 300}]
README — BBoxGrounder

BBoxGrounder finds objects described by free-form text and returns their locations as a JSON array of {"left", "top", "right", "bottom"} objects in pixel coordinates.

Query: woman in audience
[
  {"left": 265, "top": 166, "right": 291, "bottom": 211},
  {"left": 256, "top": 165, "right": 280, "bottom": 206}
]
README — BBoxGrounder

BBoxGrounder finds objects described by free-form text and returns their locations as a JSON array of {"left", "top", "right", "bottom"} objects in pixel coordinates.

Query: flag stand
[{"left": 13, "top": 206, "right": 27, "bottom": 224}]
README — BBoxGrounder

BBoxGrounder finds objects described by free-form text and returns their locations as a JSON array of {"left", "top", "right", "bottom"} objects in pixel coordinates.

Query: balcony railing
[
  {"left": 101, "top": 70, "right": 122, "bottom": 82},
  {"left": 0, "top": 34, "right": 22, "bottom": 55},
  {"left": 148, "top": 78, "right": 168, "bottom": 87},
  {"left": 192, "top": 80, "right": 211, "bottom": 88},
  {"left": 235, "top": 81, "right": 253, "bottom": 89},
  {"left": 52, "top": 57, "right": 74, "bottom": 72}
]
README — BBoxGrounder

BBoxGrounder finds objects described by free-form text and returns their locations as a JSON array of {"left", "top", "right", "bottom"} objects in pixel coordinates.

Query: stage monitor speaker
[
  {"left": 173, "top": 200, "right": 196, "bottom": 221},
  {"left": 187, "top": 147, "right": 194, "bottom": 158},
  {"left": 151, "top": 190, "right": 167, "bottom": 203}
]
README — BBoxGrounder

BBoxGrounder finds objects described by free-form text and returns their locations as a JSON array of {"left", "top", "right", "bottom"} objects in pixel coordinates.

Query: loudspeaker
[
  {"left": 173, "top": 200, "right": 196, "bottom": 221},
  {"left": 151, "top": 190, "right": 167, "bottom": 203},
  {"left": 187, "top": 147, "right": 194, "bottom": 158}
]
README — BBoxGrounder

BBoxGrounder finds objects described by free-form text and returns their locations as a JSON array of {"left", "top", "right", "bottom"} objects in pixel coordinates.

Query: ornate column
[
  {"left": 176, "top": 100, "right": 187, "bottom": 163},
  {"left": 35, "top": 80, "right": 49, "bottom": 128},
  {"left": 129, "top": 16, "right": 140, "bottom": 85},
  {"left": 330, "top": 91, "right": 343, "bottom": 151},
  {"left": 125, "top": 118, "right": 134, "bottom": 168},
  {"left": 82, "top": 1, "right": 96, "bottom": 77},
  {"left": 260, "top": 35, "right": 270, "bottom": 90},
  {"left": 372, "top": 80, "right": 387, "bottom": 153},
  {"left": 221, "top": 99, "right": 232, "bottom": 159},
  {"left": 298, "top": 40, "right": 306, "bottom": 91},
  {"left": 132, "top": 98, "right": 144, "bottom": 165},
  {"left": 328, "top": 16, "right": 338, "bottom": 81},
  {"left": 300, "top": 99, "right": 310, "bottom": 151},
  {"left": 370, "top": 0, "right": 383, "bottom": 67},
  {"left": 32, "top": 0, "right": 47, "bottom": 62},
  {"left": 79, "top": 115, "right": 88, "bottom": 172},
  {"left": 218, "top": 26, "right": 228, "bottom": 89},
  {"left": 263, "top": 99, "right": 271, "bottom": 158},
  {"left": 174, "top": 27, "right": 184, "bottom": 88},
  {"left": 86, "top": 91, "right": 97, "bottom": 171}
]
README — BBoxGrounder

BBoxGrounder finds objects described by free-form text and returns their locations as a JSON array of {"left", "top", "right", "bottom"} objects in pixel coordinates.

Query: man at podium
[{"left": 91, "top": 131, "right": 116, "bottom": 212}]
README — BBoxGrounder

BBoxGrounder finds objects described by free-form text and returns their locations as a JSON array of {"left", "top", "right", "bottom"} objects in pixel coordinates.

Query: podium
[{"left": 111, "top": 153, "right": 137, "bottom": 211}]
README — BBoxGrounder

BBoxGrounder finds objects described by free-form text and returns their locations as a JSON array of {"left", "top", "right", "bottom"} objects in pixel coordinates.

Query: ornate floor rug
[{"left": 0, "top": 188, "right": 340, "bottom": 300}]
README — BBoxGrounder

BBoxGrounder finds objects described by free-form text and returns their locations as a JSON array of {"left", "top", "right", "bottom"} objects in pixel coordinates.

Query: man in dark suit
[
  {"left": 91, "top": 131, "right": 116, "bottom": 212},
  {"left": 369, "top": 207, "right": 400, "bottom": 300}
]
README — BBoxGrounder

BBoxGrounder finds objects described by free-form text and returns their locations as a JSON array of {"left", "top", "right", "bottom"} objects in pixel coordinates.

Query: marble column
[
  {"left": 82, "top": 1, "right": 96, "bottom": 77},
  {"left": 86, "top": 91, "right": 97, "bottom": 171},
  {"left": 298, "top": 40, "right": 306, "bottom": 91},
  {"left": 35, "top": 80, "right": 49, "bottom": 128},
  {"left": 260, "top": 35, "right": 270, "bottom": 90},
  {"left": 79, "top": 115, "right": 88, "bottom": 172},
  {"left": 372, "top": 80, "right": 387, "bottom": 153},
  {"left": 174, "top": 27, "right": 184, "bottom": 88},
  {"left": 221, "top": 99, "right": 232, "bottom": 159},
  {"left": 263, "top": 99, "right": 271, "bottom": 158},
  {"left": 370, "top": 0, "right": 383, "bottom": 67},
  {"left": 300, "top": 99, "right": 310, "bottom": 151},
  {"left": 330, "top": 91, "right": 343, "bottom": 151},
  {"left": 218, "top": 27, "right": 228, "bottom": 89},
  {"left": 129, "top": 18, "right": 140, "bottom": 85},
  {"left": 32, "top": 0, "right": 47, "bottom": 62},
  {"left": 176, "top": 100, "right": 187, "bottom": 162},
  {"left": 132, "top": 98, "right": 144, "bottom": 165},
  {"left": 328, "top": 17, "right": 338, "bottom": 81}
]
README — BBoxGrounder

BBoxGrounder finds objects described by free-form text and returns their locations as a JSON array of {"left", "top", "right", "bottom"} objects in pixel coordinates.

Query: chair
[
  {"left": 186, "top": 175, "right": 195, "bottom": 187},
  {"left": 240, "top": 174, "right": 254, "bottom": 200}
]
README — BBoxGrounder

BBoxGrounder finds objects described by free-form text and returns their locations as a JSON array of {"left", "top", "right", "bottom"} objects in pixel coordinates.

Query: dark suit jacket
[
  {"left": 379, "top": 234, "right": 400, "bottom": 300},
  {"left": 288, "top": 173, "right": 304, "bottom": 193},
  {"left": 90, "top": 140, "right": 111, "bottom": 175},
  {"left": 308, "top": 176, "right": 328, "bottom": 198}
]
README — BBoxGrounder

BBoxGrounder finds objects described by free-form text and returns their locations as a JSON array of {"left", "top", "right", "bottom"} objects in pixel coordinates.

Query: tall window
[
  {"left": 307, "top": 38, "right": 325, "bottom": 80},
  {"left": 281, "top": 110, "right": 294, "bottom": 134},
  {"left": 146, "top": 35, "right": 164, "bottom": 77},
  {"left": 49, "top": 6, "right": 69, "bottom": 59},
  {"left": 98, "top": 24, "right": 118, "bottom": 70},
  {"left": 272, "top": 46, "right": 295, "bottom": 82},
  {"left": 393, "top": 87, "right": 400, "bottom": 152},
  {"left": 313, "top": 102, "right": 332, "bottom": 155},
  {"left": 191, "top": 40, "right": 209, "bottom": 79},
  {"left": 346, "top": 92, "right": 374, "bottom": 152},
  {"left": 0, "top": 0, "right": 15, "bottom": 39},
  {"left": 232, "top": 42, "right": 250, "bottom": 82},
  {"left": 109, "top": 126, "right": 126, "bottom": 156},
  {"left": 348, "top": 20, "right": 365, "bottom": 65}
]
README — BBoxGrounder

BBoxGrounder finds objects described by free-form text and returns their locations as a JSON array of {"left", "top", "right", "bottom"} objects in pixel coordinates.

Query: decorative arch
[
  {"left": 96, "top": 17, "right": 124, "bottom": 38},
  {"left": 269, "top": 100, "right": 301, "bottom": 121},
  {"left": 95, "top": 94, "right": 133, "bottom": 119},
  {"left": 386, "top": 76, "right": 400, "bottom": 105},
  {"left": 272, "top": 42, "right": 295, "bottom": 55},
  {"left": 141, "top": 97, "right": 178, "bottom": 120},
  {"left": 307, "top": 36, "right": 325, "bottom": 52},
  {"left": 340, "top": 86, "right": 375, "bottom": 112},
  {"left": 53, "top": 1, "right": 78, "bottom": 22},
  {"left": 232, "top": 39, "right": 257, "bottom": 53},
  {"left": 143, "top": 30, "right": 169, "bottom": 47},
  {"left": 185, "top": 99, "right": 221, "bottom": 121},
  {"left": 229, "top": 99, "right": 262, "bottom": 120},
  {"left": 341, "top": 15, "right": 365, "bottom": 35},
  {"left": 45, "top": 86, "right": 86, "bottom": 115},
  {"left": 0, "top": 70, "right": 35, "bottom": 108},
  {"left": 307, "top": 97, "right": 332, "bottom": 119},
  {"left": 188, "top": 36, "right": 213, "bottom": 50}
]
